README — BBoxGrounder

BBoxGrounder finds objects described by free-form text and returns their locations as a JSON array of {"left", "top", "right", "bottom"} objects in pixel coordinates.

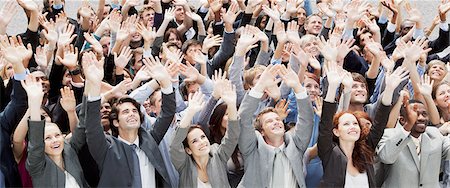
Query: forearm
[
  {"left": 424, "top": 95, "right": 441, "bottom": 125},
  {"left": 67, "top": 110, "right": 79, "bottom": 133},
  {"left": 28, "top": 10, "right": 39, "bottom": 32}
]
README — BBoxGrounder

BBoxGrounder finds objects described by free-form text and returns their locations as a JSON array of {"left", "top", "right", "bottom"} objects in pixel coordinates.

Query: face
[
  {"left": 143, "top": 98, "right": 152, "bottom": 115},
  {"left": 174, "top": 6, "right": 185, "bottom": 23},
  {"left": 150, "top": 91, "right": 162, "bottom": 116},
  {"left": 259, "top": 16, "right": 268, "bottom": 30},
  {"left": 62, "top": 70, "right": 72, "bottom": 87},
  {"left": 187, "top": 83, "right": 200, "bottom": 95},
  {"left": 133, "top": 53, "right": 144, "bottom": 72},
  {"left": 434, "top": 84, "right": 450, "bottom": 110},
  {"left": 44, "top": 123, "right": 64, "bottom": 157},
  {"left": 305, "top": 16, "right": 323, "bottom": 35},
  {"left": 185, "top": 44, "right": 202, "bottom": 65},
  {"left": 168, "top": 32, "right": 182, "bottom": 48},
  {"left": 302, "top": 40, "right": 320, "bottom": 57},
  {"left": 401, "top": 21, "right": 414, "bottom": 36},
  {"left": 5, "top": 63, "right": 13, "bottom": 79},
  {"left": 409, "top": 103, "right": 429, "bottom": 135},
  {"left": 428, "top": 63, "right": 447, "bottom": 81},
  {"left": 100, "top": 36, "right": 111, "bottom": 56},
  {"left": 360, "top": 32, "right": 374, "bottom": 48},
  {"left": 102, "top": 6, "right": 111, "bottom": 19},
  {"left": 186, "top": 128, "right": 211, "bottom": 157},
  {"left": 304, "top": 77, "right": 320, "bottom": 101},
  {"left": 350, "top": 81, "right": 367, "bottom": 104},
  {"left": 31, "top": 71, "right": 50, "bottom": 94},
  {"left": 141, "top": 9, "right": 155, "bottom": 27},
  {"left": 333, "top": 113, "right": 361, "bottom": 142},
  {"left": 115, "top": 102, "right": 141, "bottom": 131},
  {"left": 101, "top": 102, "right": 112, "bottom": 124},
  {"left": 41, "top": 108, "right": 52, "bottom": 122},
  {"left": 297, "top": 8, "right": 307, "bottom": 25},
  {"left": 260, "top": 112, "right": 285, "bottom": 138}
]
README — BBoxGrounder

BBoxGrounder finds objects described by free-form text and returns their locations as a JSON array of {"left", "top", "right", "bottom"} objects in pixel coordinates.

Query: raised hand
[
  {"left": 60, "top": 86, "right": 76, "bottom": 113},
  {"left": 0, "top": 1, "right": 18, "bottom": 30},
  {"left": 385, "top": 66, "right": 409, "bottom": 91},
  {"left": 235, "top": 26, "right": 259, "bottom": 56},
  {"left": 202, "top": 34, "right": 223, "bottom": 53},
  {"left": 39, "top": 15, "right": 58, "bottom": 45},
  {"left": 163, "top": 44, "right": 184, "bottom": 64},
  {"left": 17, "top": 0, "right": 38, "bottom": 12},
  {"left": 317, "top": 2, "right": 335, "bottom": 18},
  {"left": 0, "top": 36, "right": 24, "bottom": 64},
  {"left": 116, "top": 21, "right": 131, "bottom": 41},
  {"left": 185, "top": 91, "right": 205, "bottom": 118},
  {"left": 179, "top": 62, "right": 200, "bottom": 82},
  {"left": 262, "top": 5, "right": 281, "bottom": 22},
  {"left": 254, "top": 64, "right": 281, "bottom": 93},
  {"left": 318, "top": 36, "right": 338, "bottom": 62},
  {"left": 221, "top": 80, "right": 237, "bottom": 106},
  {"left": 325, "top": 61, "right": 343, "bottom": 88},
  {"left": 403, "top": 37, "right": 432, "bottom": 62},
  {"left": 136, "top": 22, "right": 156, "bottom": 43},
  {"left": 346, "top": 0, "right": 369, "bottom": 22},
  {"left": 274, "top": 99, "right": 290, "bottom": 120},
  {"left": 108, "top": 9, "right": 122, "bottom": 33},
  {"left": 279, "top": 65, "right": 301, "bottom": 90},
  {"left": 34, "top": 46, "right": 48, "bottom": 68},
  {"left": 78, "top": 0, "right": 94, "bottom": 19},
  {"left": 82, "top": 51, "right": 105, "bottom": 87},
  {"left": 58, "top": 23, "right": 77, "bottom": 48},
  {"left": 15, "top": 36, "right": 33, "bottom": 63},
  {"left": 212, "top": 69, "right": 228, "bottom": 99},
  {"left": 110, "top": 79, "right": 133, "bottom": 98},
  {"left": 142, "top": 56, "right": 171, "bottom": 88},
  {"left": 114, "top": 46, "right": 133, "bottom": 69},
  {"left": 341, "top": 71, "right": 354, "bottom": 93},
  {"left": 286, "top": 21, "right": 301, "bottom": 44},
  {"left": 57, "top": 45, "right": 79, "bottom": 69},
  {"left": 336, "top": 38, "right": 355, "bottom": 62},
  {"left": 193, "top": 51, "right": 207, "bottom": 65},
  {"left": 208, "top": 0, "right": 223, "bottom": 13},
  {"left": 223, "top": 1, "right": 241, "bottom": 26},
  {"left": 21, "top": 75, "right": 43, "bottom": 108},
  {"left": 313, "top": 96, "right": 323, "bottom": 117},
  {"left": 55, "top": 12, "right": 68, "bottom": 32},
  {"left": 84, "top": 32, "right": 103, "bottom": 54},
  {"left": 163, "top": 7, "right": 175, "bottom": 22},
  {"left": 419, "top": 74, "right": 434, "bottom": 97},
  {"left": 274, "top": 21, "right": 288, "bottom": 44}
]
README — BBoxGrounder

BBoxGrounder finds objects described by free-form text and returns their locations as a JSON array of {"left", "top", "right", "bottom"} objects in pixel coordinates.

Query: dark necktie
[{"left": 131, "top": 144, "right": 142, "bottom": 188}]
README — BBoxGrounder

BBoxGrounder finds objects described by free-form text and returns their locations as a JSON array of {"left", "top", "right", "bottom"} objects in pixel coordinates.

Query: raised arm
[
  {"left": 24, "top": 74, "right": 46, "bottom": 176},
  {"left": 216, "top": 79, "right": 240, "bottom": 161},
  {"left": 83, "top": 52, "right": 110, "bottom": 166},
  {"left": 318, "top": 61, "right": 343, "bottom": 163},
  {"left": 170, "top": 91, "right": 205, "bottom": 170},
  {"left": 12, "top": 109, "right": 29, "bottom": 163},
  {"left": 142, "top": 56, "right": 176, "bottom": 144}
]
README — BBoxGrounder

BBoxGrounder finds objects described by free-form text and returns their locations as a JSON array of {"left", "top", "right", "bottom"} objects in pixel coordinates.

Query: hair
[
  {"left": 304, "top": 14, "right": 321, "bottom": 26},
  {"left": 426, "top": 60, "right": 447, "bottom": 77},
  {"left": 352, "top": 111, "right": 372, "bottom": 136},
  {"left": 164, "top": 28, "right": 184, "bottom": 44},
  {"left": 243, "top": 65, "right": 266, "bottom": 90},
  {"left": 432, "top": 81, "right": 449, "bottom": 100},
  {"left": 299, "top": 34, "right": 318, "bottom": 48},
  {"left": 332, "top": 111, "right": 374, "bottom": 173},
  {"left": 304, "top": 72, "right": 320, "bottom": 85},
  {"left": 181, "top": 39, "right": 202, "bottom": 54},
  {"left": 255, "top": 15, "right": 269, "bottom": 30},
  {"left": 352, "top": 73, "right": 368, "bottom": 93},
  {"left": 254, "top": 107, "right": 277, "bottom": 132},
  {"left": 109, "top": 97, "right": 145, "bottom": 136},
  {"left": 182, "top": 125, "right": 205, "bottom": 148},
  {"left": 0, "top": 62, "right": 12, "bottom": 80}
]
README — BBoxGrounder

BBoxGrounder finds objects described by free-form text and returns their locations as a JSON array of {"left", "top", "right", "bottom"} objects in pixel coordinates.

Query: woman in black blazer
[
  {"left": 24, "top": 76, "right": 88, "bottom": 188},
  {"left": 317, "top": 63, "right": 405, "bottom": 187}
]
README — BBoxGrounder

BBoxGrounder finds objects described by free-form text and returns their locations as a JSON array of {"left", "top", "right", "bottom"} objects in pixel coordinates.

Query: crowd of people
[{"left": 1, "top": 0, "right": 450, "bottom": 187}]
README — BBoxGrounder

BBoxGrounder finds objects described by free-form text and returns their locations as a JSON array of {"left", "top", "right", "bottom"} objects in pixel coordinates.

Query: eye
[{"left": 45, "top": 136, "right": 51, "bottom": 141}]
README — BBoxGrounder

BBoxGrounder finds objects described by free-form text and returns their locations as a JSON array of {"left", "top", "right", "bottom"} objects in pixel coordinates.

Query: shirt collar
[{"left": 118, "top": 136, "right": 140, "bottom": 147}]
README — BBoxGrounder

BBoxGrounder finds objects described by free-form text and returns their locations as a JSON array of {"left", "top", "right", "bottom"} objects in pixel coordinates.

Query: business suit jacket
[
  {"left": 26, "top": 96, "right": 88, "bottom": 187},
  {"left": 170, "top": 120, "right": 240, "bottom": 188},
  {"left": 0, "top": 79, "right": 28, "bottom": 187},
  {"left": 318, "top": 101, "right": 392, "bottom": 187},
  {"left": 377, "top": 125, "right": 450, "bottom": 187},
  {"left": 85, "top": 92, "right": 176, "bottom": 187},
  {"left": 237, "top": 93, "right": 313, "bottom": 188}
]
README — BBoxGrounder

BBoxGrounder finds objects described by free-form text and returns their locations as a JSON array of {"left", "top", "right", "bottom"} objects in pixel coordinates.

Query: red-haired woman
[{"left": 318, "top": 63, "right": 407, "bottom": 187}]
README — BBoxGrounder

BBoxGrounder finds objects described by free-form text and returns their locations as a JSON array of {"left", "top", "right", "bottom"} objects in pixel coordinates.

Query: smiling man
[{"left": 377, "top": 100, "right": 450, "bottom": 187}]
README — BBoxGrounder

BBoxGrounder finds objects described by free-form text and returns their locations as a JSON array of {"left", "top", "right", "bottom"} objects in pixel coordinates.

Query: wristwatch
[{"left": 69, "top": 67, "right": 82, "bottom": 76}]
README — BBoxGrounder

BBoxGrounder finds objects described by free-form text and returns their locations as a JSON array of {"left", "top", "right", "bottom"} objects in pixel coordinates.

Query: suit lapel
[
  {"left": 407, "top": 141, "right": 420, "bottom": 171},
  {"left": 123, "top": 143, "right": 136, "bottom": 178}
]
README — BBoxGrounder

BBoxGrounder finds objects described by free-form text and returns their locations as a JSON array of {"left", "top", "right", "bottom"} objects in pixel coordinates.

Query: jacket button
[{"left": 420, "top": 184, "right": 423, "bottom": 186}]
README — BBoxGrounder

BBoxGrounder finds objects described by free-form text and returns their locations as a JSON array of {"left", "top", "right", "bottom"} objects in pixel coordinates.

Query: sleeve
[
  {"left": 365, "top": 102, "right": 392, "bottom": 149},
  {"left": 292, "top": 97, "right": 314, "bottom": 155},
  {"left": 150, "top": 91, "right": 176, "bottom": 144},
  {"left": 26, "top": 120, "right": 47, "bottom": 176},
  {"left": 69, "top": 96, "right": 87, "bottom": 153},
  {"left": 317, "top": 102, "right": 338, "bottom": 165},
  {"left": 195, "top": 96, "right": 219, "bottom": 138},
  {"left": 216, "top": 120, "right": 240, "bottom": 162},
  {"left": 207, "top": 31, "right": 236, "bottom": 77},
  {"left": 169, "top": 126, "right": 190, "bottom": 171},
  {"left": 129, "top": 82, "right": 156, "bottom": 105},
  {"left": 0, "top": 79, "right": 28, "bottom": 135},
  {"left": 85, "top": 99, "right": 110, "bottom": 168},
  {"left": 237, "top": 93, "right": 260, "bottom": 156},
  {"left": 229, "top": 56, "right": 246, "bottom": 104}
]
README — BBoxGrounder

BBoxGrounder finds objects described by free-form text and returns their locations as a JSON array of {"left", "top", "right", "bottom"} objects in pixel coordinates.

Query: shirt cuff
[
  {"left": 378, "top": 16, "right": 388, "bottom": 24},
  {"left": 160, "top": 86, "right": 174, "bottom": 94},
  {"left": 249, "top": 88, "right": 264, "bottom": 99},
  {"left": 440, "top": 22, "right": 449, "bottom": 31},
  {"left": 88, "top": 95, "right": 101, "bottom": 102},
  {"left": 143, "top": 48, "right": 152, "bottom": 58},
  {"left": 199, "top": 6, "right": 209, "bottom": 13},
  {"left": 71, "top": 80, "right": 85, "bottom": 88},
  {"left": 295, "top": 90, "right": 308, "bottom": 99},
  {"left": 387, "top": 22, "right": 396, "bottom": 33},
  {"left": 13, "top": 69, "right": 30, "bottom": 81}
]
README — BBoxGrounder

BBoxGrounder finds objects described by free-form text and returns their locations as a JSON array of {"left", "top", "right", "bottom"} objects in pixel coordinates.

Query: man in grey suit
[
  {"left": 377, "top": 100, "right": 450, "bottom": 187},
  {"left": 237, "top": 64, "right": 313, "bottom": 188},
  {"left": 84, "top": 54, "right": 176, "bottom": 187}
]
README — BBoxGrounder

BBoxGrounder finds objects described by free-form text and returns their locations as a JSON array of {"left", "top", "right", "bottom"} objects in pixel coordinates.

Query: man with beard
[{"left": 377, "top": 100, "right": 450, "bottom": 187}]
